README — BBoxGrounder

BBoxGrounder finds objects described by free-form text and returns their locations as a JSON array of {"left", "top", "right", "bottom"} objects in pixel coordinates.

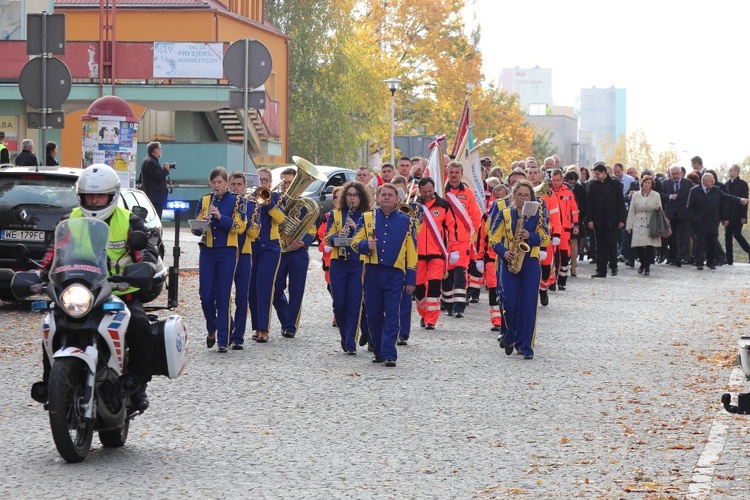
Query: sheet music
[{"left": 521, "top": 201, "right": 539, "bottom": 217}]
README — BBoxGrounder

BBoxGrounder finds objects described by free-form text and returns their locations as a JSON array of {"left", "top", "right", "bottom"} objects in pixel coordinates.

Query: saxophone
[{"left": 507, "top": 205, "right": 531, "bottom": 274}]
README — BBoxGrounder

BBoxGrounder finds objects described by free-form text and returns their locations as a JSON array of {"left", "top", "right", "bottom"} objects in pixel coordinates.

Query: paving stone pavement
[{"left": 2, "top": 245, "right": 750, "bottom": 498}]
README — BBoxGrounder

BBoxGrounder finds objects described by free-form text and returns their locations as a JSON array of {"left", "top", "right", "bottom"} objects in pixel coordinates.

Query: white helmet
[{"left": 76, "top": 163, "right": 121, "bottom": 220}]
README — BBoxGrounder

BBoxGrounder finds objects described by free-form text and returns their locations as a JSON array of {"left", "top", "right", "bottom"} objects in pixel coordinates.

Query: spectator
[
  {"left": 0, "top": 132, "right": 9, "bottom": 164},
  {"left": 15, "top": 139, "right": 38, "bottom": 166},
  {"left": 139, "top": 141, "right": 171, "bottom": 219},
  {"left": 626, "top": 175, "right": 662, "bottom": 276},
  {"left": 45, "top": 141, "right": 59, "bottom": 166}
]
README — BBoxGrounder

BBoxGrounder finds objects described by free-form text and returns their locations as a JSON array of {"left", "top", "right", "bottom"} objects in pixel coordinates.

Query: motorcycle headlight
[{"left": 60, "top": 284, "right": 94, "bottom": 318}]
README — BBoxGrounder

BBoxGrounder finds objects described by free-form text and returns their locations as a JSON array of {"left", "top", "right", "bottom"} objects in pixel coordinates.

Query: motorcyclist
[{"left": 33, "top": 164, "right": 159, "bottom": 412}]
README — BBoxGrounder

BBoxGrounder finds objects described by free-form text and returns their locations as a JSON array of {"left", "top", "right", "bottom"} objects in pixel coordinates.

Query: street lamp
[{"left": 384, "top": 77, "right": 402, "bottom": 165}]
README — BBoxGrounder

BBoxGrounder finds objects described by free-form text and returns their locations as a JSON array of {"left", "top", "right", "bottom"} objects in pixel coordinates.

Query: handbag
[{"left": 649, "top": 207, "right": 671, "bottom": 238}]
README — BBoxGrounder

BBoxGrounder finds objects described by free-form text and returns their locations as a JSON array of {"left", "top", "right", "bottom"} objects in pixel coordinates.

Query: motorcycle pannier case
[
  {"left": 150, "top": 315, "right": 188, "bottom": 379},
  {"left": 739, "top": 336, "right": 750, "bottom": 381}
]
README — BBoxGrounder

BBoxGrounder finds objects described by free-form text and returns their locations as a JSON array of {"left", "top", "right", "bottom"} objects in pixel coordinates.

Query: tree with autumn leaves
[{"left": 266, "top": 0, "right": 531, "bottom": 171}]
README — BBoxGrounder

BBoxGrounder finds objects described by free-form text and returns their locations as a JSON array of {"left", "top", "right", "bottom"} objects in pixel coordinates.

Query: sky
[{"left": 463, "top": 0, "right": 750, "bottom": 167}]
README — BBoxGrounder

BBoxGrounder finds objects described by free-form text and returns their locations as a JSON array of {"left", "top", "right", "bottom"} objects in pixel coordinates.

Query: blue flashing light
[
  {"left": 166, "top": 200, "right": 190, "bottom": 211},
  {"left": 103, "top": 301, "right": 126, "bottom": 312},
  {"left": 31, "top": 301, "right": 50, "bottom": 312}
]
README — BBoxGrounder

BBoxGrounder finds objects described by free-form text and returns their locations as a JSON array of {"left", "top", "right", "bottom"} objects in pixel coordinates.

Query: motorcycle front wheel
[{"left": 48, "top": 358, "right": 94, "bottom": 463}]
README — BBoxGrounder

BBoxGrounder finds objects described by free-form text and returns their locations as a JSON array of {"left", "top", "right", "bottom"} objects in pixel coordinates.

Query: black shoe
[
  {"left": 611, "top": 268, "right": 618, "bottom": 276},
  {"left": 523, "top": 355, "right": 534, "bottom": 360},
  {"left": 539, "top": 290, "right": 549, "bottom": 306},
  {"left": 397, "top": 337, "right": 408, "bottom": 346},
  {"left": 558, "top": 285, "right": 566, "bottom": 291},
  {"left": 218, "top": 346, "right": 228, "bottom": 353},
  {"left": 549, "top": 283, "right": 557, "bottom": 292},
  {"left": 332, "top": 319, "right": 338, "bottom": 328},
  {"left": 130, "top": 388, "right": 149, "bottom": 413},
  {"left": 590, "top": 273, "right": 606, "bottom": 278},
  {"left": 675, "top": 261, "right": 682, "bottom": 267},
  {"left": 491, "top": 325, "right": 501, "bottom": 332},
  {"left": 697, "top": 265, "right": 704, "bottom": 270},
  {"left": 445, "top": 310, "right": 454, "bottom": 317},
  {"left": 708, "top": 265, "right": 716, "bottom": 270},
  {"left": 384, "top": 359, "right": 397, "bottom": 367},
  {"left": 469, "top": 297, "right": 479, "bottom": 304},
  {"left": 282, "top": 330, "right": 296, "bottom": 338},
  {"left": 346, "top": 349, "right": 357, "bottom": 355},
  {"left": 625, "top": 259, "right": 634, "bottom": 268},
  {"left": 618, "top": 255, "right": 626, "bottom": 263},
  {"left": 372, "top": 356, "right": 384, "bottom": 363},
  {"left": 206, "top": 334, "right": 216, "bottom": 349},
  {"left": 638, "top": 267, "right": 644, "bottom": 274},
  {"left": 420, "top": 318, "right": 425, "bottom": 328},
  {"left": 498, "top": 335, "right": 505, "bottom": 348},
  {"left": 644, "top": 270, "right": 650, "bottom": 276},
  {"left": 504, "top": 343, "right": 514, "bottom": 356},
  {"left": 454, "top": 312, "right": 464, "bottom": 318},
  {"left": 31, "top": 381, "right": 48, "bottom": 404},
  {"left": 367, "top": 344, "right": 374, "bottom": 352},
  {"left": 359, "top": 330, "right": 369, "bottom": 347},
  {"left": 425, "top": 324, "right": 435, "bottom": 330},
  {"left": 231, "top": 343, "right": 244, "bottom": 350}
]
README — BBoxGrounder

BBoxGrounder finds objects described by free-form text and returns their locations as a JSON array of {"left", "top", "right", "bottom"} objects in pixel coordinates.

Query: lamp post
[{"left": 384, "top": 77, "right": 402, "bottom": 165}]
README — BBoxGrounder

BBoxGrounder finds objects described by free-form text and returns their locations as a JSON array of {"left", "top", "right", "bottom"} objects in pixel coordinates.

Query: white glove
[
  {"left": 475, "top": 260, "right": 485, "bottom": 273},
  {"left": 449, "top": 251, "right": 459, "bottom": 265},
  {"left": 369, "top": 175, "right": 379, "bottom": 188},
  {"left": 324, "top": 245, "right": 333, "bottom": 254},
  {"left": 539, "top": 250, "right": 548, "bottom": 261},
  {"left": 551, "top": 237, "right": 561, "bottom": 246}
]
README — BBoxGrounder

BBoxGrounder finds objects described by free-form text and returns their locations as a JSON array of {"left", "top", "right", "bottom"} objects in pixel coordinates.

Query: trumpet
[{"left": 248, "top": 186, "right": 273, "bottom": 206}]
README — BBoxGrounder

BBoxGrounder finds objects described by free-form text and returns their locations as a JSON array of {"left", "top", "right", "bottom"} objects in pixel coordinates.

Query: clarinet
[{"left": 205, "top": 190, "right": 219, "bottom": 222}]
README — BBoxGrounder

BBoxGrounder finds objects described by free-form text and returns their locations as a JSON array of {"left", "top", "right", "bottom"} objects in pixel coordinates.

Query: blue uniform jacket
[
  {"left": 193, "top": 191, "right": 247, "bottom": 248},
  {"left": 351, "top": 208, "right": 417, "bottom": 286}
]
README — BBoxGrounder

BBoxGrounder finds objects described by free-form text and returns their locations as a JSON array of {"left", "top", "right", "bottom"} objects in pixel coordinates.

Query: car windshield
[
  {"left": 49, "top": 218, "right": 110, "bottom": 290},
  {"left": 303, "top": 180, "right": 323, "bottom": 195},
  {"left": 0, "top": 176, "right": 78, "bottom": 210}
]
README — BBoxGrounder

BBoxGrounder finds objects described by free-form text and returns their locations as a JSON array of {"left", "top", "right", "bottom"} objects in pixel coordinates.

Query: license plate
[{"left": 0, "top": 230, "right": 45, "bottom": 241}]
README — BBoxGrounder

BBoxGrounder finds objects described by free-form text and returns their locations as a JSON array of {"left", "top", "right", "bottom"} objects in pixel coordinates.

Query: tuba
[
  {"left": 507, "top": 204, "right": 531, "bottom": 274},
  {"left": 278, "top": 156, "right": 328, "bottom": 252}
]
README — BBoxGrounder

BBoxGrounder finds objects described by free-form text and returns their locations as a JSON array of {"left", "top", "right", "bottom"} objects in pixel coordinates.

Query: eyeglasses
[
  {"left": 515, "top": 193, "right": 531, "bottom": 199},
  {"left": 346, "top": 192, "right": 359, "bottom": 197},
  {"left": 259, "top": 178, "right": 271, "bottom": 183}
]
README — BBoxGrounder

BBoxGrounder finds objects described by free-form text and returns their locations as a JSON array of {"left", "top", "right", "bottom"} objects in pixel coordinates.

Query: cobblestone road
[{"left": 2, "top": 230, "right": 750, "bottom": 498}]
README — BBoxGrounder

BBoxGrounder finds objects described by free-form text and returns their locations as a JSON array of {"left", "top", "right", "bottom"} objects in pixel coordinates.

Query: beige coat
[{"left": 626, "top": 190, "right": 663, "bottom": 247}]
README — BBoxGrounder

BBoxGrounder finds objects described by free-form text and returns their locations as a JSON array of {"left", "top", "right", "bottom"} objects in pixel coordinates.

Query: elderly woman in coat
[{"left": 626, "top": 175, "right": 662, "bottom": 276}]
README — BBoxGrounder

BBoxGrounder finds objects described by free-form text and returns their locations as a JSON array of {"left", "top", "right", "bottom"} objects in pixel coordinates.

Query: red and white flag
[
  {"left": 450, "top": 99, "right": 470, "bottom": 158},
  {"left": 426, "top": 135, "right": 446, "bottom": 198}
]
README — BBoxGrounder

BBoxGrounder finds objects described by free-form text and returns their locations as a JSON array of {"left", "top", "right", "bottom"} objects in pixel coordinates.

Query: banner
[
  {"left": 153, "top": 42, "right": 224, "bottom": 78},
  {"left": 82, "top": 117, "right": 139, "bottom": 188},
  {"left": 450, "top": 99, "right": 469, "bottom": 157},
  {"left": 425, "top": 135, "right": 446, "bottom": 198}
]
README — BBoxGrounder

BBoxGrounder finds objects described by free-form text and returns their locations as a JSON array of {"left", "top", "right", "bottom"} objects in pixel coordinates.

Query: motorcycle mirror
[
  {"left": 128, "top": 231, "right": 149, "bottom": 251},
  {"left": 131, "top": 206, "right": 148, "bottom": 220},
  {"left": 14, "top": 243, "right": 30, "bottom": 264}
]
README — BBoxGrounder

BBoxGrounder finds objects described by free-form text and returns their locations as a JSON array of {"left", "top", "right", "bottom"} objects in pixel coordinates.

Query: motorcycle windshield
[{"left": 49, "top": 218, "right": 110, "bottom": 290}]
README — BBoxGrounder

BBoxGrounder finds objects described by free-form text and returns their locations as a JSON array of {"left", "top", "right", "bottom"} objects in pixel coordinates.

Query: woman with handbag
[{"left": 626, "top": 175, "right": 663, "bottom": 276}]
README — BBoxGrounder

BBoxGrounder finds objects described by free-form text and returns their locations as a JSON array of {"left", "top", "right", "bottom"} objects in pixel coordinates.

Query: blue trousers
[
  {"left": 399, "top": 286, "right": 413, "bottom": 341},
  {"left": 231, "top": 252, "right": 252, "bottom": 345},
  {"left": 363, "top": 264, "right": 404, "bottom": 361},
  {"left": 273, "top": 248, "right": 310, "bottom": 334},
  {"left": 330, "top": 258, "right": 364, "bottom": 351},
  {"left": 199, "top": 246, "right": 238, "bottom": 348},
  {"left": 250, "top": 240, "right": 281, "bottom": 332},
  {"left": 498, "top": 257, "right": 541, "bottom": 357}
]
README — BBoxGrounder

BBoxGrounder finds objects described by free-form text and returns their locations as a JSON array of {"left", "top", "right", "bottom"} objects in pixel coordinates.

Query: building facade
[{"left": 579, "top": 86, "right": 627, "bottom": 163}]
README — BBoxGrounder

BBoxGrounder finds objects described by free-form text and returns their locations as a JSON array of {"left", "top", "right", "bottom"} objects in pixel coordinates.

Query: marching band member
[
  {"left": 550, "top": 169, "right": 579, "bottom": 290},
  {"left": 413, "top": 177, "right": 456, "bottom": 330},
  {"left": 325, "top": 181, "right": 371, "bottom": 354},
  {"left": 442, "top": 161, "right": 482, "bottom": 318},
  {"left": 391, "top": 175, "right": 421, "bottom": 346},
  {"left": 526, "top": 159, "right": 561, "bottom": 306},
  {"left": 273, "top": 169, "right": 316, "bottom": 339},
  {"left": 249, "top": 167, "right": 285, "bottom": 343},
  {"left": 489, "top": 180, "right": 550, "bottom": 360},
  {"left": 351, "top": 184, "right": 417, "bottom": 367},
  {"left": 228, "top": 171, "right": 260, "bottom": 349},
  {"left": 317, "top": 188, "right": 342, "bottom": 328},
  {"left": 193, "top": 167, "right": 247, "bottom": 353}
]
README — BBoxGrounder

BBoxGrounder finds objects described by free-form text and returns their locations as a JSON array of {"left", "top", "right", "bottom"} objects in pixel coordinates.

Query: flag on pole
[
  {"left": 426, "top": 135, "right": 446, "bottom": 198},
  {"left": 450, "top": 99, "right": 470, "bottom": 158}
]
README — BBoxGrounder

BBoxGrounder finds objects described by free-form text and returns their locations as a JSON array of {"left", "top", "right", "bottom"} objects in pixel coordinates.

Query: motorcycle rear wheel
[
  {"left": 48, "top": 358, "right": 94, "bottom": 463},
  {"left": 99, "top": 419, "right": 129, "bottom": 448}
]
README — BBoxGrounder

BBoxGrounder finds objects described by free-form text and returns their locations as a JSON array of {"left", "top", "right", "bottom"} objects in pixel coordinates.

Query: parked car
[
  {"left": 0, "top": 165, "right": 164, "bottom": 301},
  {"left": 270, "top": 165, "right": 355, "bottom": 224}
]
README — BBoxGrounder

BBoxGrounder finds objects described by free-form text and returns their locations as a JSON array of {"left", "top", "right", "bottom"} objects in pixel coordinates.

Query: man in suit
[
  {"left": 722, "top": 164, "right": 750, "bottom": 265},
  {"left": 687, "top": 173, "right": 748, "bottom": 270},
  {"left": 587, "top": 162, "right": 626, "bottom": 278},
  {"left": 139, "top": 141, "right": 172, "bottom": 219},
  {"left": 14, "top": 139, "right": 38, "bottom": 166},
  {"left": 660, "top": 165, "right": 693, "bottom": 266}
]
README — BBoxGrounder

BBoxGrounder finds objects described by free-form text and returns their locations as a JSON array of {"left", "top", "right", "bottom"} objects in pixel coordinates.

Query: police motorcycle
[
  {"left": 722, "top": 337, "right": 750, "bottom": 415},
  {"left": 12, "top": 217, "right": 188, "bottom": 463}
]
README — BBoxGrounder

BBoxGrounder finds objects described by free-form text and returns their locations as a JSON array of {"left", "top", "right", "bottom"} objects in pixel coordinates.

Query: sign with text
[{"left": 153, "top": 42, "right": 223, "bottom": 78}]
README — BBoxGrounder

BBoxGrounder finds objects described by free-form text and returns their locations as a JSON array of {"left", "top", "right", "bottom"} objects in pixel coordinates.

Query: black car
[
  {"left": 270, "top": 165, "right": 355, "bottom": 223},
  {"left": 0, "top": 165, "right": 165, "bottom": 301}
]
